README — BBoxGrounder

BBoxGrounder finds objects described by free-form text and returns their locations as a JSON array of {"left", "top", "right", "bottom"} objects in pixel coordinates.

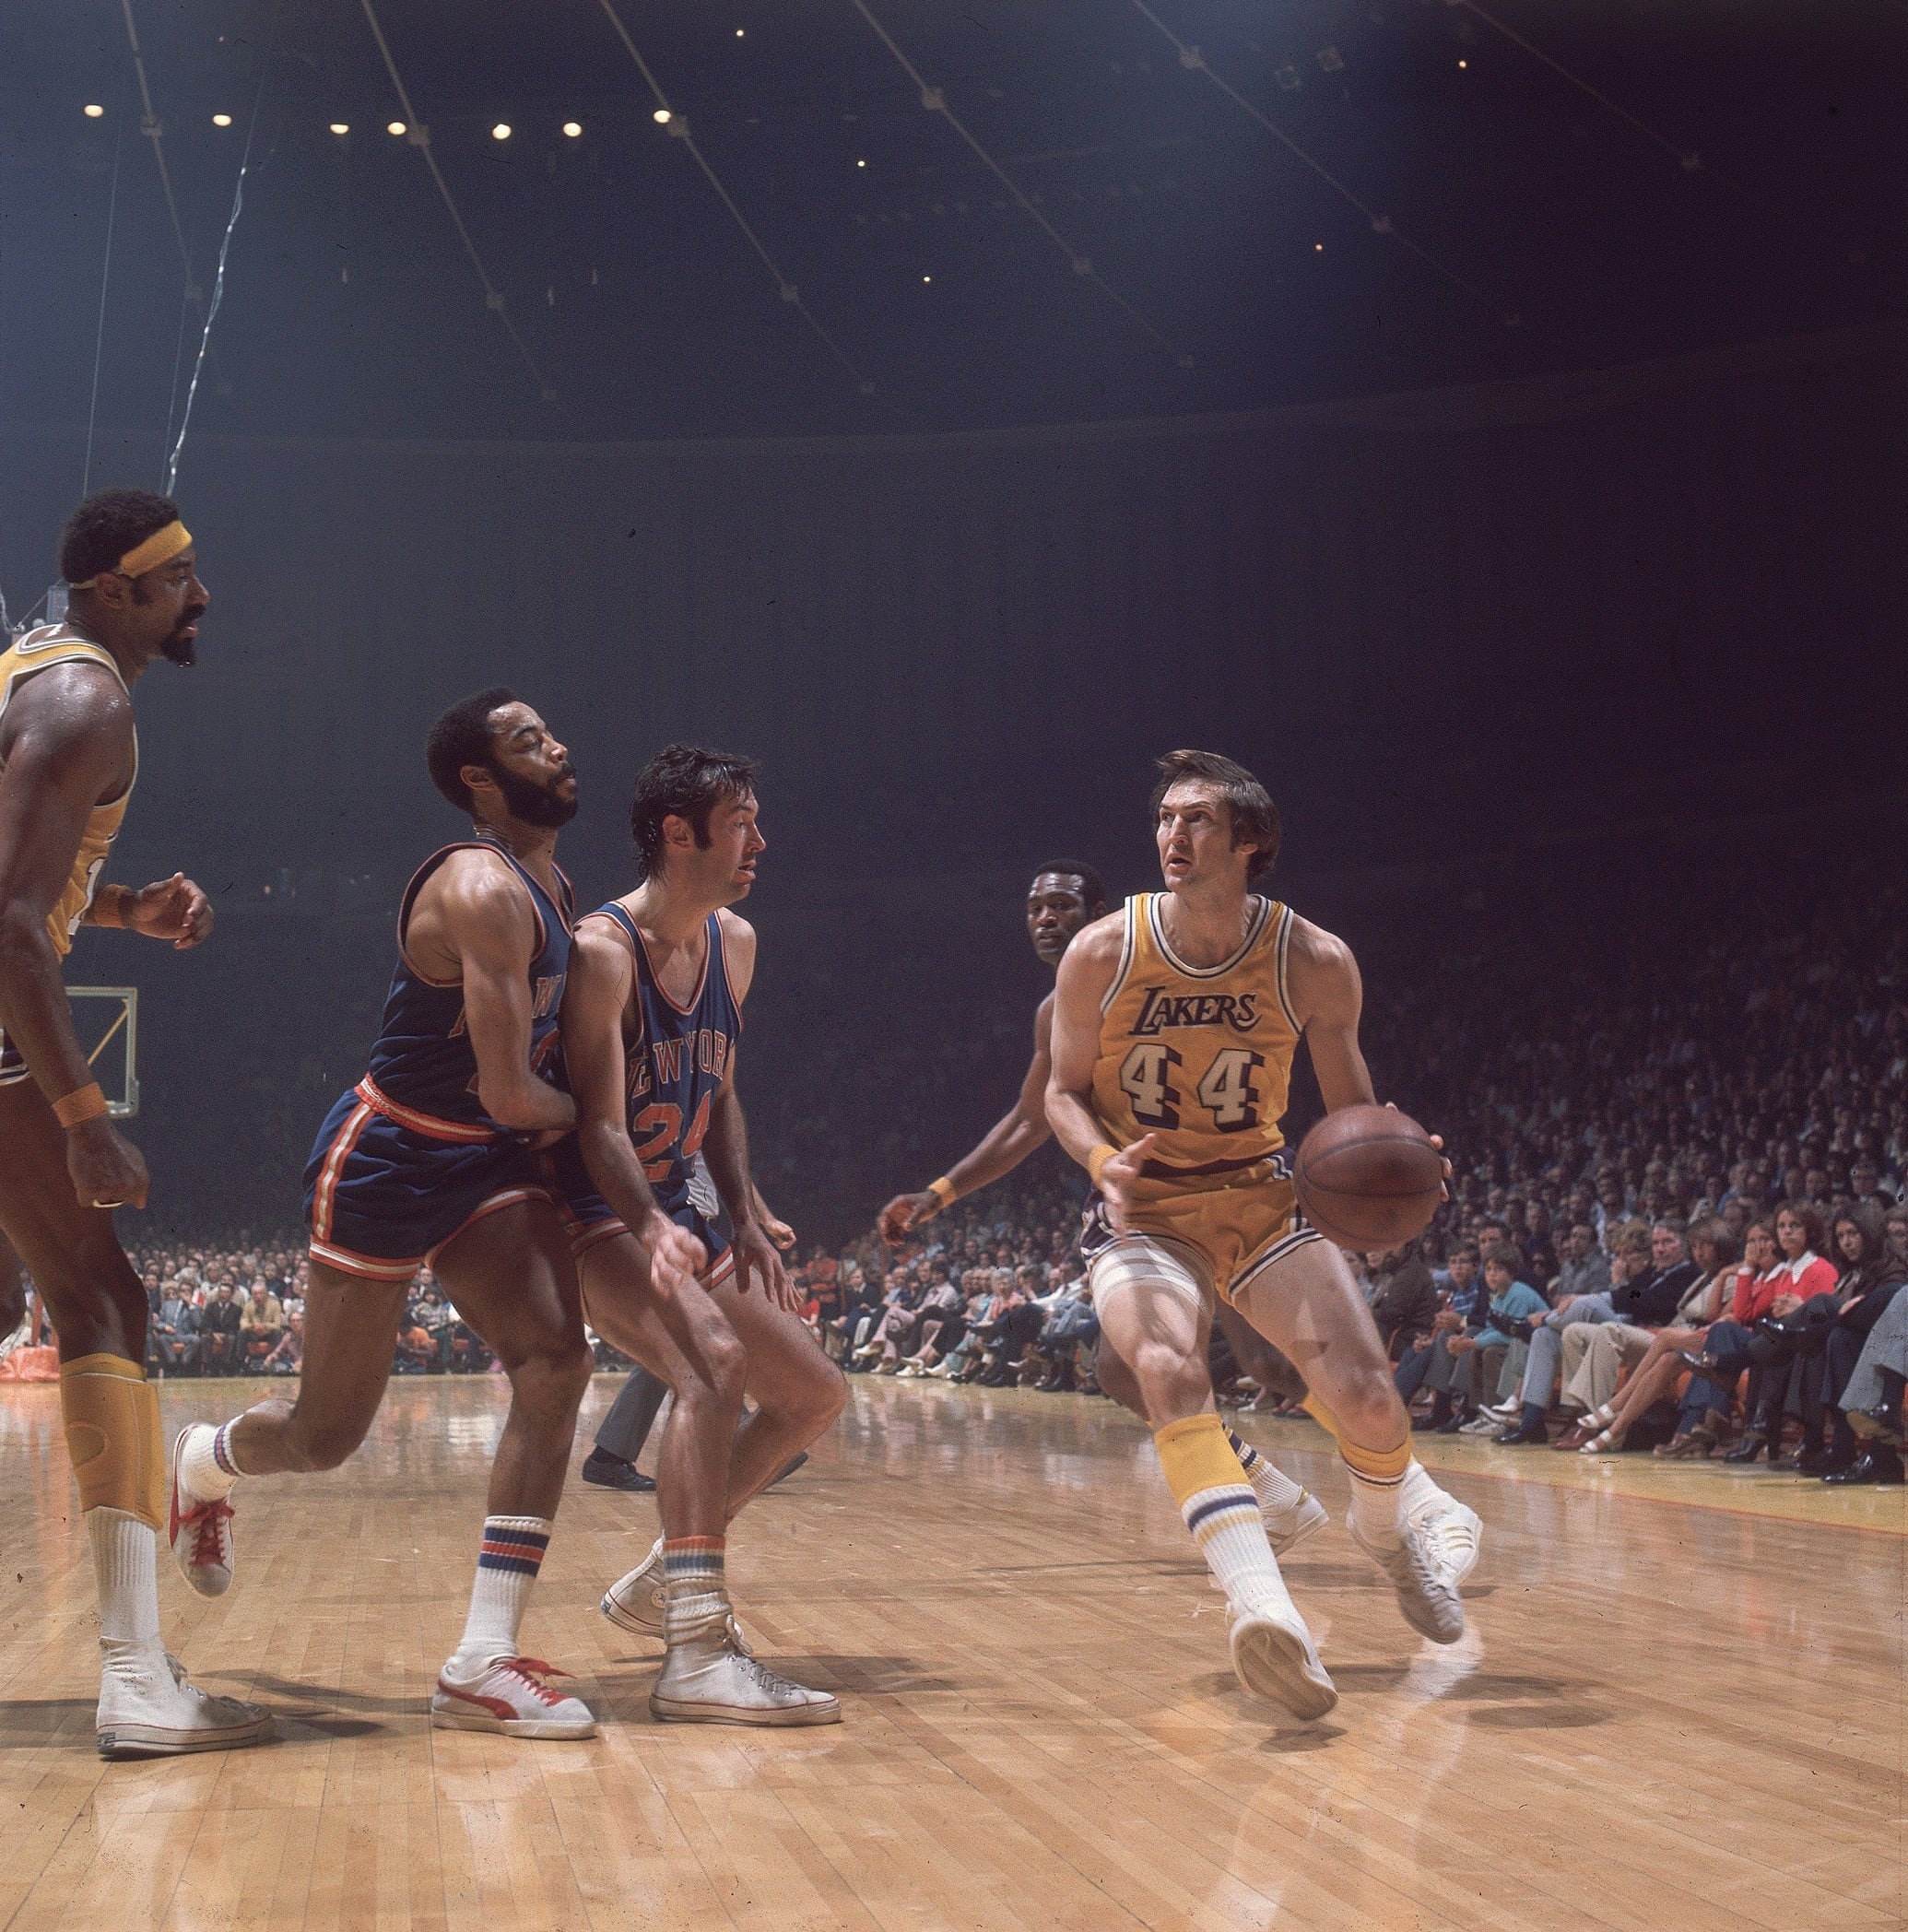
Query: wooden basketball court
[{"left": 1, "top": 1374, "right": 1901, "bottom": 1931}]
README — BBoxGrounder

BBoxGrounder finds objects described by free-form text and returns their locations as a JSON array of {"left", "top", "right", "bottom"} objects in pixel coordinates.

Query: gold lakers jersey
[
  {"left": 0, "top": 624, "right": 136, "bottom": 957},
  {"left": 1091, "top": 892, "right": 1301, "bottom": 1195}
]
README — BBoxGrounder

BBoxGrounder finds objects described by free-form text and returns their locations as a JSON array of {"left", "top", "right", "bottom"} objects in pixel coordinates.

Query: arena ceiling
[{"left": 2, "top": 0, "right": 1902, "bottom": 443}]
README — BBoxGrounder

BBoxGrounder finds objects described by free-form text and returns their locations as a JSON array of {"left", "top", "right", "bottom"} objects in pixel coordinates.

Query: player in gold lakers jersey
[
  {"left": 1048, "top": 750, "right": 1479, "bottom": 1721},
  {"left": 0, "top": 489, "right": 266, "bottom": 1758}
]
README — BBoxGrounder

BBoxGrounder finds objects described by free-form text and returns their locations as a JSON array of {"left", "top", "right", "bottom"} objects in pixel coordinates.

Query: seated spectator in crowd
[
  {"left": 972, "top": 1267, "right": 1046, "bottom": 1386},
  {"left": 197, "top": 1280, "right": 244, "bottom": 1375},
  {"left": 263, "top": 1310, "right": 305, "bottom": 1376},
  {"left": 240, "top": 1278, "right": 286, "bottom": 1371},
  {"left": 1531, "top": 1219, "right": 1699, "bottom": 1448},
  {"left": 148, "top": 1278, "right": 201, "bottom": 1375},
  {"left": 1831, "top": 1270, "right": 1908, "bottom": 1486},
  {"left": 1448, "top": 1244, "right": 1545, "bottom": 1432},
  {"left": 1027, "top": 1262, "right": 1098, "bottom": 1392},
  {"left": 1407, "top": 1244, "right": 1490, "bottom": 1432},
  {"left": 1569, "top": 1219, "right": 1740, "bottom": 1454},
  {"left": 1367, "top": 1241, "right": 1440, "bottom": 1365},
  {"left": 1550, "top": 1219, "right": 1612, "bottom": 1302},
  {"left": 1804, "top": 1204, "right": 1906, "bottom": 1475},
  {"left": 1499, "top": 1219, "right": 1631, "bottom": 1433}
]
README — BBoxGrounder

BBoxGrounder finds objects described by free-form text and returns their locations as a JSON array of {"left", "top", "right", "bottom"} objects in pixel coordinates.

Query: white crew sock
[
  {"left": 1398, "top": 1459, "right": 1444, "bottom": 1520},
  {"left": 179, "top": 1420, "right": 243, "bottom": 1503},
  {"left": 1182, "top": 1481, "right": 1299, "bottom": 1620},
  {"left": 661, "top": 1537, "right": 729, "bottom": 1648},
  {"left": 1224, "top": 1427, "right": 1308, "bottom": 1515},
  {"left": 89, "top": 1507, "right": 161, "bottom": 1649},
  {"left": 447, "top": 1516, "right": 550, "bottom": 1675},
  {"left": 1346, "top": 1468, "right": 1409, "bottom": 1546}
]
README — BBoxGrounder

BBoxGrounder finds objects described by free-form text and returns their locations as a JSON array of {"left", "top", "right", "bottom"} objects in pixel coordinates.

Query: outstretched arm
[
  {"left": 0, "top": 666, "right": 149, "bottom": 1208},
  {"left": 559, "top": 920, "right": 704, "bottom": 1297},
  {"left": 879, "top": 995, "right": 1056, "bottom": 1242},
  {"left": 437, "top": 855, "right": 575, "bottom": 1139}
]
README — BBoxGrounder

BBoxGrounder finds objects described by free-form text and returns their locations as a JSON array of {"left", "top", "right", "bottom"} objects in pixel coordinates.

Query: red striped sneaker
[
  {"left": 430, "top": 1657, "right": 597, "bottom": 1739},
  {"left": 169, "top": 1426, "right": 235, "bottom": 1598}
]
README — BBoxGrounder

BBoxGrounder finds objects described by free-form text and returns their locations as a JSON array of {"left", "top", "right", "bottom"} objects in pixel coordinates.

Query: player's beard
[{"left": 490, "top": 760, "right": 580, "bottom": 829}]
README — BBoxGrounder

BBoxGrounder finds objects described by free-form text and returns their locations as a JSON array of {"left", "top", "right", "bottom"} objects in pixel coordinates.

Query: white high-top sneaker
[
  {"left": 1351, "top": 1520, "right": 1467, "bottom": 1643},
  {"left": 96, "top": 1647, "right": 272, "bottom": 1759},
  {"left": 1410, "top": 1493, "right": 1482, "bottom": 1588},
  {"left": 1264, "top": 1488, "right": 1329, "bottom": 1557},
  {"left": 599, "top": 1537, "right": 665, "bottom": 1638},
  {"left": 650, "top": 1629, "right": 841, "bottom": 1727}
]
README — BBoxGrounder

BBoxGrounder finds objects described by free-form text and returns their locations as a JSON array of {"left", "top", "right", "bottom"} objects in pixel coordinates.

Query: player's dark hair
[
  {"left": 60, "top": 489, "right": 182, "bottom": 585},
  {"left": 426, "top": 686, "right": 520, "bottom": 813},
  {"left": 630, "top": 743, "right": 760, "bottom": 881},
  {"left": 1031, "top": 860, "right": 1108, "bottom": 911},
  {"left": 1481, "top": 1242, "right": 1524, "bottom": 1277},
  {"left": 1148, "top": 749, "right": 1281, "bottom": 880}
]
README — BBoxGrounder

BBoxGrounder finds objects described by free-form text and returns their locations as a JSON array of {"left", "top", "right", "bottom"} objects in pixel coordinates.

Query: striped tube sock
[
  {"left": 180, "top": 1420, "right": 245, "bottom": 1503},
  {"left": 450, "top": 1516, "right": 551, "bottom": 1671},
  {"left": 1224, "top": 1428, "right": 1306, "bottom": 1515},
  {"left": 661, "top": 1537, "right": 728, "bottom": 1645},
  {"left": 1154, "top": 1414, "right": 1295, "bottom": 1618}
]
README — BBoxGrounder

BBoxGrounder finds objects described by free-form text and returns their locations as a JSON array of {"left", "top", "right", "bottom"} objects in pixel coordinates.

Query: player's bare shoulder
[
  {"left": 1053, "top": 907, "right": 1125, "bottom": 1001},
  {"left": 715, "top": 905, "right": 758, "bottom": 1003},
  {"left": 0, "top": 658, "right": 135, "bottom": 772},
  {"left": 1281, "top": 909, "right": 1362, "bottom": 1027}
]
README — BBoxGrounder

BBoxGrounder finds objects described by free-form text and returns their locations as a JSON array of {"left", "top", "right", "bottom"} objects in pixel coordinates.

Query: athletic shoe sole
[
  {"left": 97, "top": 1715, "right": 271, "bottom": 1759},
  {"left": 429, "top": 1707, "right": 597, "bottom": 1740},
  {"left": 1229, "top": 1613, "right": 1338, "bottom": 1720},
  {"left": 648, "top": 1691, "right": 841, "bottom": 1727}
]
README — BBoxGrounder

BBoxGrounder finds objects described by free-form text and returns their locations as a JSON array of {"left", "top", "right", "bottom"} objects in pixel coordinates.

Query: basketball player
[
  {"left": 1047, "top": 750, "right": 1479, "bottom": 1720},
  {"left": 568, "top": 747, "right": 843, "bottom": 1721},
  {"left": 877, "top": 865, "right": 1329, "bottom": 1552},
  {"left": 0, "top": 489, "right": 268, "bottom": 1756},
  {"left": 171, "top": 689, "right": 644, "bottom": 1739}
]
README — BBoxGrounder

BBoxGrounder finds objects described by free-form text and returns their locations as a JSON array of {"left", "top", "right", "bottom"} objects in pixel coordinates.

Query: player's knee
[
  {"left": 701, "top": 1324, "right": 748, "bottom": 1403},
  {"left": 1337, "top": 1366, "right": 1407, "bottom": 1443},
  {"left": 783, "top": 1353, "right": 846, "bottom": 1434},
  {"left": 509, "top": 1338, "right": 595, "bottom": 1414},
  {"left": 288, "top": 1409, "right": 370, "bottom": 1473},
  {"left": 1131, "top": 1337, "right": 1204, "bottom": 1408}
]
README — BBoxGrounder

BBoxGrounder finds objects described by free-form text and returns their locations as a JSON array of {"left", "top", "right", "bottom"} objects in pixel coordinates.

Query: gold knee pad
[{"left": 59, "top": 1352, "right": 166, "bottom": 1529}]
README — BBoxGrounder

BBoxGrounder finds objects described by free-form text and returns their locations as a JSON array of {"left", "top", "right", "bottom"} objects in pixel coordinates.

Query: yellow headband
[{"left": 69, "top": 520, "right": 194, "bottom": 589}]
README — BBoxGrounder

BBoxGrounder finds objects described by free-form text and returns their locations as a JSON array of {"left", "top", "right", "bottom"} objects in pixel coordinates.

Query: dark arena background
[{"left": 1, "top": 4, "right": 1903, "bottom": 1929}]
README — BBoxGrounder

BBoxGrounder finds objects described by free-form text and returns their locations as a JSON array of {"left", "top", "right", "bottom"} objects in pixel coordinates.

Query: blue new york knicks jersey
[
  {"left": 603, "top": 901, "right": 740, "bottom": 1210},
  {"left": 363, "top": 839, "right": 574, "bottom": 1137},
  {"left": 546, "top": 903, "right": 742, "bottom": 1257}
]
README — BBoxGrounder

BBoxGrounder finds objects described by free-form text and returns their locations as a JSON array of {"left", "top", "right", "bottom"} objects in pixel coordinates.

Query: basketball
[{"left": 1292, "top": 1103, "right": 1443, "bottom": 1248}]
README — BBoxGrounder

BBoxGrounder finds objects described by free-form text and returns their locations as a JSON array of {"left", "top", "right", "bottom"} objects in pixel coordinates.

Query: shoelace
[
  {"left": 189, "top": 1500, "right": 233, "bottom": 1569},
  {"left": 500, "top": 1658, "right": 572, "bottom": 1707}
]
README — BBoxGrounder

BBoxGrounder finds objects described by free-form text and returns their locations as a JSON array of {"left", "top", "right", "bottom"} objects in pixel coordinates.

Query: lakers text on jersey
[{"left": 1083, "top": 893, "right": 1321, "bottom": 1305}]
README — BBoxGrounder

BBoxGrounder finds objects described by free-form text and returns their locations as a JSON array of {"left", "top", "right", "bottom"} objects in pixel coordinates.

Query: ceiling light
[
  {"left": 491, "top": 123, "right": 512, "bottom": 140},
  {"left": 653, "top": 108, "right": 672, "bottom": 124},
  {"left": 1313, "top": 242, "right": 1324, "bottom": 252},
  {"left": 736, "top": 27, "right": 746, "bottom": 35},
  {"left": 1457, "top": 59, "right": 1467, "bottom": 69},
  {"left": 330, "top": 122, "right": 349, "bottom": 135},
  {"left": 855, "top": 158, "right": 866, "bottom": 168},
  {"left": 84, "top": 103, "right": 105, "bottom": 118},
  {"left": 562, "top": 120, "right": 583, "bottom": 137},
  {"left": 922, "top": 274, "right": 932, "bottom": 283},
  {"left": 387, "top": 120, "right": 406, "bottom": 135},
  {"left": 213, "top": 112, "right": 233, "bottom": 127}
]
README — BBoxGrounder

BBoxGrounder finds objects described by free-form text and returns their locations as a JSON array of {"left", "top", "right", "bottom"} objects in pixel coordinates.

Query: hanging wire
[
  {"left": 1453, "top": 0, "right": 1745, "bottom": 194},
  {"left": 164, "top": 56, "right": 272, "bottom": 494},
  {"left": 594, "top": 0, "right": 872, "bottom": 391},
  {"left": 846, "top": 0, "right": 1195, "bottom": 367},
  {"left": 82, "top": 78, "right": 131, "bottom": 500},
  {"left": 120, "top": 0, "right": 197, "bottom": 296},
  {"left": 359, "top": 0, "right": 559, "bottom": 401},
  {"left": 1125, "top": 0, "right": 1504, "bottom": 318}
]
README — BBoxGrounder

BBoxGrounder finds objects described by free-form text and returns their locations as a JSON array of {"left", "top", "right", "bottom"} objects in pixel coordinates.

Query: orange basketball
[{"left": 1291, "top": 1104, "right": 1443, "bottom": 1248}]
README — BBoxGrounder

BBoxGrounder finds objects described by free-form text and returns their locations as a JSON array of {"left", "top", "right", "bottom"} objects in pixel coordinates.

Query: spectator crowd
[{"left": 5, "top": 854, "right": 1902, "bottom": 1478}]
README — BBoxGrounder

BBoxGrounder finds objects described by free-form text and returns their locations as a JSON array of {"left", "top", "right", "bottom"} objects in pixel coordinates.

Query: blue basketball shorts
[
  {"left": 542, "top": 1134, "right": 733, "bottom": 1287},
  {"left": 303, "top": 1078, "right": 552, "bottom": 1283}
]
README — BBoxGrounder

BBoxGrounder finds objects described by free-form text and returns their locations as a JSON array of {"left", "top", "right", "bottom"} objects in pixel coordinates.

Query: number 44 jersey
[{"left": 1089, "top": 892, "right": 1301, "bottom": 1199}]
